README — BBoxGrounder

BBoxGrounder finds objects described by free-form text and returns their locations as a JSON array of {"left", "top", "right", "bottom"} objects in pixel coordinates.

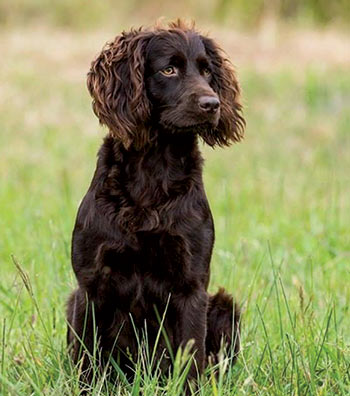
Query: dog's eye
[
  {"left": 161, "top": 66, "right": 177, "bottom": 76},
  {"left": 202, "top": 68, "right": 211, "bottom": 77}
]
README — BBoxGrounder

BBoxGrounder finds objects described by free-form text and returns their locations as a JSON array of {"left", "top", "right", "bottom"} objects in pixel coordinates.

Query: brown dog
[{"left": 67, "top": 20, "right": 244, "bottom": 383}]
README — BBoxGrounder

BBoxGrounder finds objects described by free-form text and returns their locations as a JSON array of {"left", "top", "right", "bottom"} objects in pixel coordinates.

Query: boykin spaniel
[{"left": 67, "top": 20, "right": 245, "bottom": 383}]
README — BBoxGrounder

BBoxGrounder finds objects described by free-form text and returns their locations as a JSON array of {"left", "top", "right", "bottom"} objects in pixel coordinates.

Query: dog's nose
[{"left": 198, "top": 96, "right": 220, "bottom": 113}]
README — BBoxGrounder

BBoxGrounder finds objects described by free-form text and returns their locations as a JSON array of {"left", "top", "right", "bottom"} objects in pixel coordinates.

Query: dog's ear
[
  {"left": 87, "top": 30, "right": 152, "bottom": 150},
  {"left": 201, "top": 36, "right": 245, "bottom": 146}
]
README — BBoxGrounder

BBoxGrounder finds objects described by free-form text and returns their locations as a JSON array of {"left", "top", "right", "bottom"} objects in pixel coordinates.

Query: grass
[{"left": 0, "top": 27, "right": 350, "bottom": 395}]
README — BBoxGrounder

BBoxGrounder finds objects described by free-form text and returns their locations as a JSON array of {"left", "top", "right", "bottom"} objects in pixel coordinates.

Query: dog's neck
[
  {"left": 95, "top": 131, "right": 204, "bottom": 206},
  {"left": 106, "top": 131, "right": 203, "bottom": 167}
]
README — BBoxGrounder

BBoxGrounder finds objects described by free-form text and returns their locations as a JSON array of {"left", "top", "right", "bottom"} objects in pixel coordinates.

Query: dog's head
[{"left": 87, "top": 20, "right": 245, "bottom": 149}]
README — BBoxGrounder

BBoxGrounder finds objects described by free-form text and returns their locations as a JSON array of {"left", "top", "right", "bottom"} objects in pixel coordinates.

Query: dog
[{"left": 67, "top": 20, "right": 245, "bottom": 384}]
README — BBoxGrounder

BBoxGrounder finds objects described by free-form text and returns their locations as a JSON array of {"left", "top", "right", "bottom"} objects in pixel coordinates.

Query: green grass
[{"left": 1, "top": 29, "right": 350, "bottom": 395}]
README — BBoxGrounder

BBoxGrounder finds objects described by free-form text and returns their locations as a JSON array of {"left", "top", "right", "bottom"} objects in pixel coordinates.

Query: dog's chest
[
  {"left": 126, "top": 157, "right": 192, "bottom": 206},
  {"left": 107, "top": 231, "right": 202, "bottom": 298}
]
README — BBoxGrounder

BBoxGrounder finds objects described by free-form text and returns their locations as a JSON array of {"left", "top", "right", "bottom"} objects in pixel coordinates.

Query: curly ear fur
[
  {"left": 87, "top": 30, "right": 152, "bottom": 150},
  {"left": 201, "top": 37, "right": 245, "bottom": 146},
  {"left": 87, "top": 23, "right": 244, "bottom": 149}
]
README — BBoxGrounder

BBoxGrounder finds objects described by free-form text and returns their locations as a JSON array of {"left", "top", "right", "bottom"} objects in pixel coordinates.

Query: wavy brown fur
[
  {"left": 87, "top": 20, "right": 244, "bottom": 149},
  {"left": 68, "top": 20, "right": 244, "bottom": 385}
]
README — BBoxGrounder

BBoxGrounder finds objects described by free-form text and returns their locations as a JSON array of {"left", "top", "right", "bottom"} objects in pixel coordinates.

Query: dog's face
[
  {"left": 145, "top": 32, "right": 220, "bottom": 132},
  {"left": 87, "top": 21, "right": 245, "bottom": 149}
]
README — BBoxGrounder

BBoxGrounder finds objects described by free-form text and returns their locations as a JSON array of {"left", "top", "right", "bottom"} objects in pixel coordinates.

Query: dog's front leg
[{"left": 174, "top": 290, "right": 209, "bottom": 378}]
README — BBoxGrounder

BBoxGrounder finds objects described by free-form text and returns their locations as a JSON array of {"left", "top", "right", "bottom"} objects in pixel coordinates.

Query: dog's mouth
[
  {"left": 159, "top": 111, "right": 220, "bottom": 132},
  {"left": 165, "top": 121, "right": 215, "bottom": 134},
  {"left": 159, "top": 121, "right": 220, "bottom": 147},
  {"left": 157, "top": 101, "right": 220, "bottom": 131}
]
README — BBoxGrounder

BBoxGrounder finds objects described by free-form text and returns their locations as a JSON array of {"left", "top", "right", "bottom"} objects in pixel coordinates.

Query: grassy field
[{"left": 0, "top": 26, "right": 350, "bottom": 395}]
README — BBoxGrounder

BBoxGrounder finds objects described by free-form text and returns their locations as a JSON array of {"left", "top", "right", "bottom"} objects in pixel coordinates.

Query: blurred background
[
  {"left": 1, "top": 1, "right": 350, "bottom": 394},
  {"left": 1, "top": 0, "right": 350, "bottom": 28}
]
